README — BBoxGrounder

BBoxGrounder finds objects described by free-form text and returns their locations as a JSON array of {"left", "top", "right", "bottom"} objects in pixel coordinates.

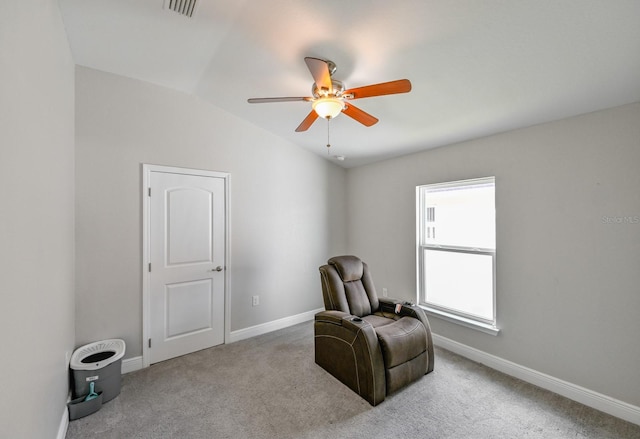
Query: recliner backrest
[{"left": 319, "top": 255, "right": 380, "bottom": 317}]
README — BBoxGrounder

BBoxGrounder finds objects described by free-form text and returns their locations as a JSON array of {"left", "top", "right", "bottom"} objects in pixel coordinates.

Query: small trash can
[{"left": 70, "top": 339, "right": 126, "bottom": 403}]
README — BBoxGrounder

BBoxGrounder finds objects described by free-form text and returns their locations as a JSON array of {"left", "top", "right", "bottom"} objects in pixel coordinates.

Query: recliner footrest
[
  {"left": 375, "top": 317, "right": 428, "bottom": 369},
  {"left": 375, "top": 316, "right": 428, "bottom": 394}
]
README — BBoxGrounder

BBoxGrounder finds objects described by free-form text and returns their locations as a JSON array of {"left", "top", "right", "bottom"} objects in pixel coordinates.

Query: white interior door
[{"left": 148, "top": 169, "right": 226, "bottom": 364}]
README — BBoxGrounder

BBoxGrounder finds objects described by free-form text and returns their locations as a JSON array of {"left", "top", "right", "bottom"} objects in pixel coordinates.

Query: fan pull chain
[{"left": 326, "top": 117, "right": 331, "bottom": 154}]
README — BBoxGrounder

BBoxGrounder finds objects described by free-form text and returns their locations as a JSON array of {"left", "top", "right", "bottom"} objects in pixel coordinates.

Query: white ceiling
[{"left": 59, "top": 0, "right": 640, "bottom": 168}]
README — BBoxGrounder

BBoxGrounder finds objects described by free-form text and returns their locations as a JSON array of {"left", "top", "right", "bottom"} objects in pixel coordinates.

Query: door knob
[{"left": 213, "top": 266, "right": 223, "bottom": 272}]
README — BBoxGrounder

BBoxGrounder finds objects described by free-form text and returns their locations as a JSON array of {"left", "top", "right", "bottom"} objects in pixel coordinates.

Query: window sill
[{"left": 420, "top": 305, "right": 500, "bottom": 336}]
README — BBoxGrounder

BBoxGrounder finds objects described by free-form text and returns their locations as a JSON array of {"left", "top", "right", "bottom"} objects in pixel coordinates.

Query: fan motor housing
[{"left": 312, "top": 80, "right": 345, "bottom": 98}]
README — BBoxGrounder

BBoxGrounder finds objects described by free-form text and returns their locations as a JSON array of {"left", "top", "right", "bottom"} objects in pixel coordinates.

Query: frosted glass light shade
[{"left": 312, "top": 97, "right": 344, "bottom": 119}]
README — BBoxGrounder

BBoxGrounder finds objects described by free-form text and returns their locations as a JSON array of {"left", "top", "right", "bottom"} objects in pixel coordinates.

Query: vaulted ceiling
[{"left": 59, "top": 0, "right": 640, "bottom": 167}]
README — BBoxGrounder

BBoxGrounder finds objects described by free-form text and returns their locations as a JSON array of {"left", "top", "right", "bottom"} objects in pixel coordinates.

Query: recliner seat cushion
[
  {"left": 362, "top": 314, "right": 397, "bottom": 328},
  {"left": 375, "top": 317, "right": 427, "bottom": 369}
]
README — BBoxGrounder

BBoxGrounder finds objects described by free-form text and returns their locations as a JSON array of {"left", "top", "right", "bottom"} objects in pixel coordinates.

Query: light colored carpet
[{"left": 66, "top": 322, "right": 640, "bottom": 438}]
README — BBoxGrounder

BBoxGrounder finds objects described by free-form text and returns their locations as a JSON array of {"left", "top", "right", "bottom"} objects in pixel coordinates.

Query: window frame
[{"left": 416, "top": 177, "right": 499, "bottom": 335}]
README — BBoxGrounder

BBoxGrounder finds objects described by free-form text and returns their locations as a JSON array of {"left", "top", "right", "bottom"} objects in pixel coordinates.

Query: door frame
[{"left": 141, "top": 164, "right": 231, "bottom": 368}]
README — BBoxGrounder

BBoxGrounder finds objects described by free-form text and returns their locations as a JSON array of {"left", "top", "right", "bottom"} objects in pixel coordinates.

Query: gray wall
[
  {"left": 74, "top": 67, "right": 347, "bottom": 358},
  {"left": 0, "top": 1, "right": 76, "bottom": 438},
  {"left": 346, "top": 102, "right": 640, "bottom": 407}
]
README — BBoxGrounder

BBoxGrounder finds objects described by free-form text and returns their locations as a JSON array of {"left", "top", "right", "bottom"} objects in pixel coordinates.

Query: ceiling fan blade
[
  {"left": 304, "top": 57, "right": 333, "bottom": 93},
  {"left": 342, "top": 103, "right": 379, "bottom": 127},
  {"left": 295, "top": 110, "right": 319, "bottom": 132},
  {"left": 344, "top": 79, "right": 412, "bottom": 100},
  {"left": 248, "top": 97, "right": 312, "bottom": 103}
]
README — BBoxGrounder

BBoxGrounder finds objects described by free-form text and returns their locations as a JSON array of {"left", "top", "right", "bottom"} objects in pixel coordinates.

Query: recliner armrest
[
  {"left": 315, "top": 310, "right": 373, "bottom": 332},
  {"left": 379, "top": 297, "right": 416, "bottom": 314},
  {"left": 315, "top": 310, "right": 350, "bottom": 325},
  {"left": 378, "top": 297, "right": 401, "bottom": 308},
  {"left": 379, "top": 296, "right": 430, "bottom": 330}
]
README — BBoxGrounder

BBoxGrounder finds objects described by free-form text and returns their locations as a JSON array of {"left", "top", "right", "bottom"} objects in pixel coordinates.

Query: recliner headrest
[{"left": 328, "top": 255, "right": 363, "bottom": 282}]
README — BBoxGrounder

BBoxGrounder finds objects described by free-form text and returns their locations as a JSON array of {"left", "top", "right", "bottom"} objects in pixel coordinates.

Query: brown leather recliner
[{"left": 315, "top": 255, "right": 435, "bottom": 405}]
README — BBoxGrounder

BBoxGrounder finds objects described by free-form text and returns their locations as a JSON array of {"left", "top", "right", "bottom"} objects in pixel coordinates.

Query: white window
[{"left": 416, "top": 177, "right": 498, "bottom": 334}]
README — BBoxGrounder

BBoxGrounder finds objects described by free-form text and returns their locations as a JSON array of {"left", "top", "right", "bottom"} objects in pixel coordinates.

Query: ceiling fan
[{"left": 248, "top": 57, "right": 412, "bottom": 132}]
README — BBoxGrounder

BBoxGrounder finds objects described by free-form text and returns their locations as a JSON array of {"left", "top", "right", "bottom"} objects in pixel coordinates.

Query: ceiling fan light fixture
[
  {"left": 312, "top": 97, "right": 345, "bottom": 119},
  {"left": 248, "top": 57, "right": 411, "bottom": 132}
]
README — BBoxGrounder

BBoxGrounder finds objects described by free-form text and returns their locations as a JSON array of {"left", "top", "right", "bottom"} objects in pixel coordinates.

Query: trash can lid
[{"left": 70, "top": 339, "right": 126, "bottom": 370}]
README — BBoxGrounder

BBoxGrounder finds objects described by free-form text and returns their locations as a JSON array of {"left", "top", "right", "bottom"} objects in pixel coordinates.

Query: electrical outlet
[
  {"left": 252, "top": 295, "right": 259, "bottom": 306},
  {"left": 382, "top": 288, "right": 388, "bottom": 297}
]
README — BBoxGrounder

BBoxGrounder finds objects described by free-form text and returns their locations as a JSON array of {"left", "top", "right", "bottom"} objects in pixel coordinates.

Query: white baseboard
[
  {"left": 122, "top": 356, "right": 144, "bottom": 374},
  {"left": 57, "top": 392, "right": 70, "bottom": 439},
  {"left": 432, "top": 334, "right": 640, "bottom": 426},
  {"left": 229, "top": 308, "right": 322, "bottom": 343}
]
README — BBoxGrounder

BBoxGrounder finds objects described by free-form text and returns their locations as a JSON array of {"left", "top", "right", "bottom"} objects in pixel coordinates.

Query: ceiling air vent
[{"left": 164, "top": 0, "right": 198, "bottom": 18}]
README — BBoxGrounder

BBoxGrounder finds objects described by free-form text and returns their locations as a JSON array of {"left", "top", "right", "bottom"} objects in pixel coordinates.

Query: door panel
[
  {"left": 166, "top": 188, "right": 212, "bottom": 266},
  {"left": 149, "top": 171, "right": 225, "bottom": 364},
  {"left": 165, "top": 279, "right": 213, "bottom": 338}
]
